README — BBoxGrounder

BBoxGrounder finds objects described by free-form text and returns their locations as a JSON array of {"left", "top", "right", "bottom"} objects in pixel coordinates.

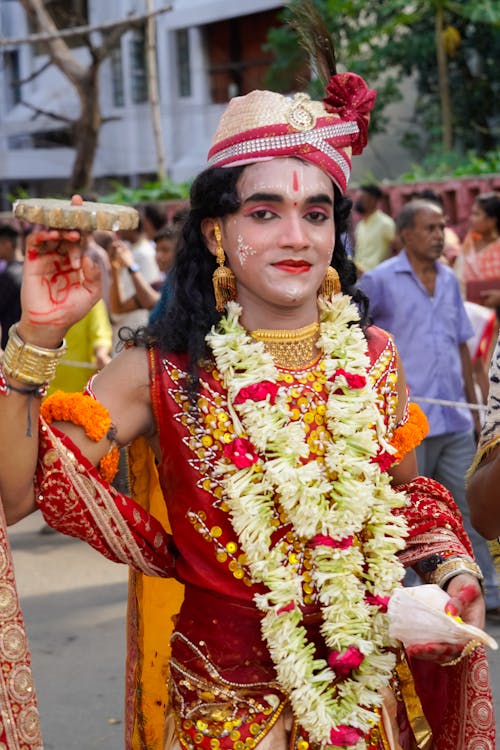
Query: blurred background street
[{"left": 9, "top": 512, "right": 128, "bottom": 750}]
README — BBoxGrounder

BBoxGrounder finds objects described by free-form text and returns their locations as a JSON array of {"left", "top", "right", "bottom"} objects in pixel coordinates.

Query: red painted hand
[
  {"left": 19, "top": 229, "right": 102, "bottom": 347},
  {"left": 406, "top": 574, "right": 485, "bottom": 664}
]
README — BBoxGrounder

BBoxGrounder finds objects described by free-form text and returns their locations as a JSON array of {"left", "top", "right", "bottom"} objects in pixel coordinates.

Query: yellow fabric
[
  {"left": 126, "top": 437, "right": 185, "bottom": 750},
  {"left": 466, "top": 435, "right": 500, "bottom": 480},
  {"left": 47, "top": 299, "right": 112, "bottom": 395},
  {"left": 354, "top": 210, "right": 396, "bottom": 272},
  {"left": 395, "top": 657, "right": 433, "bottom": 750}
]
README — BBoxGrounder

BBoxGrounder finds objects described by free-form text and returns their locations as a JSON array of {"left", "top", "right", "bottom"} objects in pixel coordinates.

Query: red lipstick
[{"left": 273, "top": 259, "right": 311, "bottom": 274}]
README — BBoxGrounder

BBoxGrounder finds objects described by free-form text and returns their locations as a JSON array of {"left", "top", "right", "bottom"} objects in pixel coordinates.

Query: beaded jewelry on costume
[{"left": 249, "top": 322, "right": 320, "bottom": 370}]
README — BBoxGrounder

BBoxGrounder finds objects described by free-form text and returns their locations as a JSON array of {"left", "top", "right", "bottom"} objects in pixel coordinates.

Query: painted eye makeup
[
  {"left": 305, "top": 209, "right": 331, "bottom": 223},
  {"left": 247, "top": 208, "right": 276, "bottom": 220}
]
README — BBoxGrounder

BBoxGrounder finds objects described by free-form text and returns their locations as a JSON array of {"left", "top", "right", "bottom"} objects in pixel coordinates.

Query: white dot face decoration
[{"left": 237, "top": 234, "right": 256, "bottom": 267}]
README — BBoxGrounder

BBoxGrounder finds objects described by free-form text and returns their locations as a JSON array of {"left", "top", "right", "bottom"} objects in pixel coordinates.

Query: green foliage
[
  {"left": 7, "top": 185, "right": 30, "bottom": 204},
  {"left": 99, "top": 178, "right": 191, "bottom": 205},
  {"left": 399, "top": 148, "right": 500, "bottom": 181},
  {"left": 264, "top": 0, "right": 500, "bottom": 157},
  {"left": 264, "top": 1, "right": 404, "bottom": 135}
]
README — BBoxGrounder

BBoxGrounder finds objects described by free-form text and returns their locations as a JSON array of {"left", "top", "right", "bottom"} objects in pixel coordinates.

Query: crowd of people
[
  {"left": 1, "top": 20, "right": 500, "bottom": 750},
  {"left": 0, "top": 203, "right": 184, "bottom": 380}
]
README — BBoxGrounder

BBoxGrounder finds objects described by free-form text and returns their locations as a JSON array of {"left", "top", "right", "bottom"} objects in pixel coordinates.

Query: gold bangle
[
  {"left": 2, "top": 324, "right": 67, "bottom": 386},
  {"left": 429, "top": 557, "right": 484, "bottom": 590},
  {"left": 442, "top": 638, "right": 481, "bottom": 667}
]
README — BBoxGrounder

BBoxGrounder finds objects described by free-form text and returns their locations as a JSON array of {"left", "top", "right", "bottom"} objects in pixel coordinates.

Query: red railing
[{"left": 350, "top": 174, "right": 500, "bottom": 240}]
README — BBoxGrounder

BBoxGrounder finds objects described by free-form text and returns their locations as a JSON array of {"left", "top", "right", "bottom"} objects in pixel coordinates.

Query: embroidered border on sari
[
  {"left": 0, "top": 504, "right": 42, "bottom": 749},
  {"left": 36, "top": 419, "right": 172, "bottom": 576}
]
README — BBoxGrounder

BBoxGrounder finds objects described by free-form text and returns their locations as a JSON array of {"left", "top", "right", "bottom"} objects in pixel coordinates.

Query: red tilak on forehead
[{"left": 293, "top": 170, "right": 299, "bottom": 192}]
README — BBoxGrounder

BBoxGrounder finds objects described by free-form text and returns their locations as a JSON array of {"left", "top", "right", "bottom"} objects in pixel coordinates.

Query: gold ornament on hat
[
  {"left": 319, "top": 266, "right": 341, "bottom": 298},
  {"left": 287, "top": 93, "right": 317, "bottom": 132},
  {"left": 212, "top": 222, "right": 237, "bottom": 312}
]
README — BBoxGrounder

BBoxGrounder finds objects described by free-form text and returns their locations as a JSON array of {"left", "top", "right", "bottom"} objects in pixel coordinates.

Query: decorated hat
[{"left": 207, "top": 73, "right": 376, "bottom": 194}]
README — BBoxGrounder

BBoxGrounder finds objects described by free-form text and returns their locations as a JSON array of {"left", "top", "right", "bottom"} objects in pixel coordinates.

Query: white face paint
[
  {"left": 236, "top": 234, "right": 256, "bottom": 267},
  {"left": 256, "top": 162, "right": 311, "bottom": 204},
  {"left": 217, "top": 158, "right": 335, "bottom": 330}
]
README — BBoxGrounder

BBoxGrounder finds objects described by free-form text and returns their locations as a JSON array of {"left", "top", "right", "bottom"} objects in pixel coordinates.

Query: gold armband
[
  {"left": 2, "top": 325, "right": 67, "bottom": 386},
  {"left": 429, "top": 557, "right": 484, "bottom": 590}
]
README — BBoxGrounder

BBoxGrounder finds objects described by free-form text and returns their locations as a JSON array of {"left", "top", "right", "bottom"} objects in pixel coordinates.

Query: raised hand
[
  {"left": 108, "top": 239, "right": 134, "bottom": 270},
  {"left": 19, "top": 228, "right": 102, "bottom": 347}
]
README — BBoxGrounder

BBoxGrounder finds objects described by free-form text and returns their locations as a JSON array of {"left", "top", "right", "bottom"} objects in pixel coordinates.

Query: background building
[
  {"left": 0, "top": 0, "right": 289, "bottom": 204},
  {"left": 0, "top": 0, "right": 424, "bottom": 205}
]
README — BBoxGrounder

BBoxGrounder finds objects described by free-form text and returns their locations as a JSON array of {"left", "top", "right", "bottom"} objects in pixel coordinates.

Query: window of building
[
  {"left": 130, "top": 28, "right": 148, "bottom": 104},
  {"left": 204, "top": 9, "right": 282, "bottom": 104},
  {"left": 3, "top": 49, "right": 21, "bottom": 110},
  {"left": 110, "top": 45, "right": 125, "bottom": 107},
  {"left": 8, "top": 127, "right": 74, "bottom": 150},
  {"left": 175, "top": 28, "right": 191, "bottom": 98}
]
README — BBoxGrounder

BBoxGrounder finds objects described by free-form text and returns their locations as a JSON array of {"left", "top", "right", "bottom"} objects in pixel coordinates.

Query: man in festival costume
[{"left": 0, "top": 6, "right": 495, "bottom": 750}]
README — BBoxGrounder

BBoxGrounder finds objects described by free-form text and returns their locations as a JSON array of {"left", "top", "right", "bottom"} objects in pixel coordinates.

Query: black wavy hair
[
  {"left": 475, "top": 192, "right": 500, "bottom": 234},
  {"left": 141, "top": 164, "right": 369, "bottom": 381}
]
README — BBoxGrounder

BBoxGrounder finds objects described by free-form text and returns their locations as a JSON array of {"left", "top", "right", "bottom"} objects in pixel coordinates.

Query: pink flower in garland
[
  {"left": 365, "top": 593, "right": 390, "bottom": 612},
  {"left": 277, "top": 601, "right": 296, "bottom": 615},
  {"left": 234, "top": 381, "right": 280, "bottom": 405},
  {"left": 329, "top": 725, "right": 364, "bottom": 746},
  {"left": 328, "top": 645, "right": 364, "bottom": 677},
  {"left": 329, "top": 368, "right": 367, "bottom": 391},
  {"left": 310, "top": 534, "right": 354, "bottom": 550},
  {"left": 224, "top": 437, "right": 259, "bottom": 469},
  {"left": 371, "top": 449, "right": 394, "bottom": 473}
]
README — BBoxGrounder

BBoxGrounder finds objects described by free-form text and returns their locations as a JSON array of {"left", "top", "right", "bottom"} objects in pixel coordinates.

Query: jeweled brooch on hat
[{"left": 287, "top": 93, "right": 317, "bottom": 132}]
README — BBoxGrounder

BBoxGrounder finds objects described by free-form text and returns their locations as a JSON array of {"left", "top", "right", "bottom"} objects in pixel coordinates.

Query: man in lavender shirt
[{"left": 358, "top": 199, "right": 500, "bottom": 617}]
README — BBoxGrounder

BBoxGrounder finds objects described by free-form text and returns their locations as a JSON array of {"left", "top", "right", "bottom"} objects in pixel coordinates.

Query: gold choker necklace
[{"left": 250, "top": 321, "right": 320, "bottom": 369}]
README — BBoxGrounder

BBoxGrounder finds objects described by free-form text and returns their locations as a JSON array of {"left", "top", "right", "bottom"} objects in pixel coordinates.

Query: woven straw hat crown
[{"left": 207, "top": 73, "right": 376, "bottom": 194}]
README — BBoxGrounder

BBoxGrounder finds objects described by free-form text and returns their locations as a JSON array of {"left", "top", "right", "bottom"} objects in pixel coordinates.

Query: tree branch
[
  {"left": 12, "top": 59, "right": 51, "bottom": 86},
  {"left": 18, "top": 98, "right": 75, "bottom": 126},
  {"left": 17, "top": 0, "right": 85, "bottom": 85},
  {"left": 93, "top": 22, "right": 141, "bottom": 64},
  {"left": 0, "top": 5, "right": 173, "bottom": 47}
]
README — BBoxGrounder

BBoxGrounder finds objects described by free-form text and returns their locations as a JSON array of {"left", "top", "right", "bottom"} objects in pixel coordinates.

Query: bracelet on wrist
[
  {"left": 2, "top": 324, "right": 67, "bottom": 386},
  {"left": 429, "top": 557, "right": 484, "bottom": 591},
  {"left": 415, "top": 553, "right": 445, "bottom": 578},
  {"left": 0, "top": 361, "right": 48, "bottom": 437},
  {"left": 127, "top": 263, "right": 140, "bottom": 275},
  {"left": 0, "top": 365, "right": 47, "bottom": 399}
]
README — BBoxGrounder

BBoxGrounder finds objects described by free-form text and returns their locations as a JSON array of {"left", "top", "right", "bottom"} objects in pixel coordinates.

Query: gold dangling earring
[
  {"left": 212, "top": 222, "right": 237, "bottom": 312},
  {"left": 319, "top": 266, "right": 341, "bottom": 298}
]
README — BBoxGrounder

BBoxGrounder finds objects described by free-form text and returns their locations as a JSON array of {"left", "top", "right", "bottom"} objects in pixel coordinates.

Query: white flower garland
[{"left": 206, "top": 296, "right": 409, "bottom": 749}]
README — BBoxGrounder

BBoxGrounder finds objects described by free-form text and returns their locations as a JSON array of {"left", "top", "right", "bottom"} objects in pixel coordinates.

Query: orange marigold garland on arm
[
  {"left": 40, "top": 391, "right": 120, "bottom": 483},
  {"left": 390, "top": 402, "right": 429, "bottom": 463}
]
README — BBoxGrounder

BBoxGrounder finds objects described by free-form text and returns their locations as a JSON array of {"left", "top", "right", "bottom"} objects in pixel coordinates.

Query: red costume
[{"left": 27, "top": 325, "right": 495, "bottom": 750}]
